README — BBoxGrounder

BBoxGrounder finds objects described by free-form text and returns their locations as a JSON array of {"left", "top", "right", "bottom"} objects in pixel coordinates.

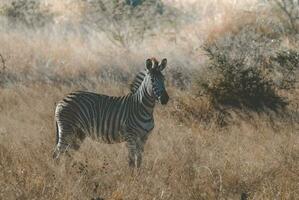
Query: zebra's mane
[{"left": 130, "top": 70, "right": 147, "bottom": 93}]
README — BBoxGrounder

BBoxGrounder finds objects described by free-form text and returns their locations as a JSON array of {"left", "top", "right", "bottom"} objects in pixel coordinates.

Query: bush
[
  {"left": 270, "top": 49, "right": 299, "bottom": 90},
  {"left": 167, "top": 66, "right": 192, "bottom": 90},
  {"left": 81, "top": 0, "right": 180, "bottom": 47},
  {"left": 1, "top": 0, "right": 54, "bottom": 29},
  {"left": 197, "top": 26, "right": 290, "bottom": 110}
]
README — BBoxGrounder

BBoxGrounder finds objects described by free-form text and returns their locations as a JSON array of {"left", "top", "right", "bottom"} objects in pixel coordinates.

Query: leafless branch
[
  {"left": 270, "top": 0, "right": 299, "bottom": 33},
  {"left": 0, "top": 53, "right": 6, "bottom": 73}
]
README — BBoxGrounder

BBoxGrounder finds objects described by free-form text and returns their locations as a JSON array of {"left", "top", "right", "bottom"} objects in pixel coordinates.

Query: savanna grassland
[{"left": 0, "top": 0, "right": 298, "bottom": 199}]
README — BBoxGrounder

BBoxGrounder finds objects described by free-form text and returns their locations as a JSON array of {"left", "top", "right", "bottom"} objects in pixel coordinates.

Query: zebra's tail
[
  {"left": 55, "top": 120, "right": 59, "bottom": 145},
  {"left": 53, "top": 120, "right": 59, "bottom": 160},
  {"left": 53, "top": 102, "right": 60, "bottom": 160}
]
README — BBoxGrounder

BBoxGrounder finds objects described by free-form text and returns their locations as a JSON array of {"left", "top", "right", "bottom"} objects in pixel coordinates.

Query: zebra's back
[{"left": 55, "top": 91, "right": 130, "bottom": 144}]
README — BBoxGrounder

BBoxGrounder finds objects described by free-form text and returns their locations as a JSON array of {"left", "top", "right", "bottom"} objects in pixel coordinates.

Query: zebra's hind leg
[
  {"left": 53, "top": 128, "right": 86, "bottom": 160},
  {"left": 53, "top": 136, "right": 71, "bottom": 160},
  {"left": 72, "top": 129, "right": 86, "bottom": 151}
]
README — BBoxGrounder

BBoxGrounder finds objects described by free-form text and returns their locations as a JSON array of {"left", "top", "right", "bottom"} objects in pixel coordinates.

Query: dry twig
[{"left": 0, "top": 53, "right": 6, "bottom": 72}]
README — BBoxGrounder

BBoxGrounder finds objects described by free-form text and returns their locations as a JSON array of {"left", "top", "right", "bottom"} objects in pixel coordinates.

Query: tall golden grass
[{"left": 0, "top": 0, "right": 298, "bottom": 199}]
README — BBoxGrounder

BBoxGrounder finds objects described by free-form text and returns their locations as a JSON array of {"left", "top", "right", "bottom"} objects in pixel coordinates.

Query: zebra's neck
[{"left": 133, "top": 75, "right": 155, "bottom": 115}]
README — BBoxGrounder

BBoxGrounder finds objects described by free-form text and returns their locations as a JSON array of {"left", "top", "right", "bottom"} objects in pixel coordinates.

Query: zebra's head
[{"left": 146, "top": 58, "right": 169, "bottom": 105}]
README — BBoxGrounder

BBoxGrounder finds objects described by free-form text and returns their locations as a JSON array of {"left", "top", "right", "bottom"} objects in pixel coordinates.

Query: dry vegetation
[{"left": 0, "top": 0, "right": 298, "bottom": 199}]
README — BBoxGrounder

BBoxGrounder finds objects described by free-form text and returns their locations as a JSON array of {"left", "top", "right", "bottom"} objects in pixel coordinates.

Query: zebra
[{"left": 53, "top": 58, "right": 169, "bottom": 168}]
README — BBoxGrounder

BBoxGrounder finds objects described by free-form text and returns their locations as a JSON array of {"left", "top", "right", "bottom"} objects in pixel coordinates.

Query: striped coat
[{"left": 53, "top": 58, "right": 169, "bottom": 168}]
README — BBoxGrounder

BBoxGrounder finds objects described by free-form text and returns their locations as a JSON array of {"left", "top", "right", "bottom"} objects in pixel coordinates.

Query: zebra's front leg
[
  {"left": 127, "top": 137, "right": 143, "bottom": 169},
  {"left": 128, "top": 148, "right": 142, "bottom": 169}
]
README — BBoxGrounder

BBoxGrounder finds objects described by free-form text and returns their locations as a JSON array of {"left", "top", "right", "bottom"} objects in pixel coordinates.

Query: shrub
[
  {"left": 167, "top": 66, "right": 192, "bottom": 90},
  {"left": 81, "top": 0, "right": 181, "bottom": 47},
  {"left": 270, "top": 49, "right": 299, "bottom": 90},
  {"left": 1, "top": 0, "right": 54, "bottom": 29},
  {"left": 197, "top": 26, "right": 289, "bottom": 110}
]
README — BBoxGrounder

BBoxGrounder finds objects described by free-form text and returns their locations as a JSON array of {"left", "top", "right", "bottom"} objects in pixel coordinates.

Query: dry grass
[
  {"left": 0, "top": 1, "right": 299, "bottom": 200},
  {"left": 1, "top": 83, "right": 298, "bottom": 200}
]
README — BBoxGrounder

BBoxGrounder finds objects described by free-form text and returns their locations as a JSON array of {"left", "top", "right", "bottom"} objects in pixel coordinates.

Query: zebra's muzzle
[{"left": 159, "top": 91, "right": 169, "bottom": 105}]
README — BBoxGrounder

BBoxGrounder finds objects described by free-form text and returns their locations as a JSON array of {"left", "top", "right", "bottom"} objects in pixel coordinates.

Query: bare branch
[
  {"left": 0, "top": 53, "right": 6, "bottom": 72},
  {"left": 271, "top": 0, "right": 299, "bottom": 33},
  {"left": 288, "top": 0, "right": 295, "bottom": 7}
]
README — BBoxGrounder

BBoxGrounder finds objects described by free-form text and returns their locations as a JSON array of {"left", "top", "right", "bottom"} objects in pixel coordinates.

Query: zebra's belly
[
  {"left": 86, "top": 121, "right": 154, "bottom": 144},
  {"left": 87, "top": 127, "right": 125, "bottom": 144}
]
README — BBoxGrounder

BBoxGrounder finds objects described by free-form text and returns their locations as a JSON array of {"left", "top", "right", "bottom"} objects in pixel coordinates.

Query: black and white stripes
[{"left": 53, "top": 58, "right": 169, "bottom": 168}]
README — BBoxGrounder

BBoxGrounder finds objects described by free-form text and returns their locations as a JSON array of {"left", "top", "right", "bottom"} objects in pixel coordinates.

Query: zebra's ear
[
  {"left": 146, "top": 58, "right": 153, "bottom": 70},
  {"left": 159, "top": 58, "right": 167, "bottom": 71}
]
